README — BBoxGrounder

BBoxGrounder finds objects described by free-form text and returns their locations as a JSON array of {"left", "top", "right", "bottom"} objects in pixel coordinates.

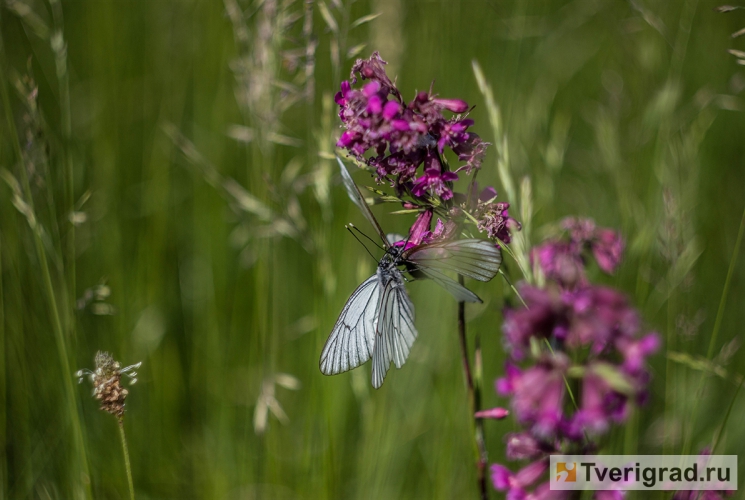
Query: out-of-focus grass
[{"left": 1, "top": 0, "right": 745, "bottom": 498}]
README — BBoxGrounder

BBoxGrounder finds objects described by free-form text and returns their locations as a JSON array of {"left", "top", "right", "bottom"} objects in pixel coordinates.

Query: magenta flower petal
[
  {"left": 362, "top": 80, "right": 381, "bottom": 97},
  {"left": 593, "top": 228, "right": 625, "bottom": 274},
  {"left": 515, "top": 460, "right": 548, "bottom": 487},
  {"left": 505, "top": 432, "right": 542, "bottom": 460},
  {"left": 408, "top": 210, "right": 433, "bottom": 246},
  {"left": 507, "top": 489, "right": 528, "bottom": 500},
  {"left": 433, "top": 98, "right": 469, "bottom": 113},
  {"left": 490, "top": 464, "right": 513, "bottom": 491},
  {"left": 475, "top": 407, "right": 510, "bottom": 419},
  {"left": 382, "top": 100, "right": 400, "bottom": 120},
  {"left": 367, "top": 94, "right": 382, "bottom": 114},
  {"left": 391, "top": 119, "right": 410, "bottom": 131},
  {"left": 480, "top": 186, "right": 497, "bottom": 201}
]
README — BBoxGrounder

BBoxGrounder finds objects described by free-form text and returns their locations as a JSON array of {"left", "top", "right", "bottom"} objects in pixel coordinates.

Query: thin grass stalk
[
  {"left": 682, "top": 202, "right": 745, "bottom": 455},
  {"left": 48, "top": 0, "right": 76, "bottom": 308},
  {"left": 669, "top": 0, "right": 699, "bottom": 84},
  {"left": 664, "top": 290, "right": 675, "bottom": 455},
  {"left": 118, "top": 420, "right": 135, "bottom": 500},
  {"left": 623, "top": 406, "right": 639, "bottom": 456},
  {"left": 0, "top": 235, "right": 6, "bottom": 495},
  {"left": 471, "top": 60, "right": 514, "bottom": 204},
  {"left": 0, "top": 29, "right": 90, "bottom": 499},
  {"left": 3, "top": 215, "right": 33, "bottom": 496},
  {"left": 457, "top": 275, "right": 488, "bottom": 500},
  {"left": 711, "top": 375, "right": 744, "bottom": 454}
]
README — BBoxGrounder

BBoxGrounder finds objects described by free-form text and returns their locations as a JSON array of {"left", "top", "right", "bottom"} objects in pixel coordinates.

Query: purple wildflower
[
  {"left": 592, "top": 228, "right": 625, "bottom": 274},
  {"left": 477, "top": 201, "right": 519, "bottom": 243},
  {"left": 490, "top": 460, "right": 576, "bottom": 500},
  {"left": 506, "top": 355, "right": 568, "bottom": 439},
  {"left": 411, "top": 155, "right": 459, "bottom": 200},
  {"left": 501, "top": 286, "right": 565, "bottom": 360},
  {"left": 489, "top": 220, "right": 658, "bottom": 496},
  {"left": 406, "top": 209, "right": 433, "bottom": 247},
  {"left": 616, "top": 333, "right": 661, "bottom": 375},
  {"left": 504, "top": 432, "right": 543, "bottom": 461},
  {"left": 432, "top": 97, "right": 470, "bottom": 113},
  {"left": 336, "top": 52, "right": 489, "bottom": 199},
  {"left": 491, "top": 459, "right": 548, "bottom": 494},
  {"left": 349, "top": 51, "right": 400, "bottom": 98},
  {"left": 571, "top": 368, "right": 630, "bottom": 436},
  {"left": 672, "top": 450, "right": 734, "bottom": 499},
  {"left": 562, "top": 217, "right": 597, "bottom": 243},
  {"left": 532, "top": 218, "right": 625, "bottom": 288},
  {"left": 503, "top": 283, "right": 658, "bottom": 373},
  {"left": 453, "top": 133, "right": 489, "bottom": 174},
  {"left": 459, "top": 182, "right": 521, "bottom": 243},
  {"left": 532, "top": 241, "right": 587, "bottom": 289}
]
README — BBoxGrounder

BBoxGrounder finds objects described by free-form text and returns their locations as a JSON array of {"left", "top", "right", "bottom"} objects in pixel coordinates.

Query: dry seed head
[{"left": 76, "top": 351, "right": 141, "bottom": 420}]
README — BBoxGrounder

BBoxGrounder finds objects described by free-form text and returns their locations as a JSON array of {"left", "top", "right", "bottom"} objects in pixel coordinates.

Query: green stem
[
  {"left": 0, "top": 234, "right": 6, "bottom": 494},
  {"left": 457, "top": 275, "right": 488, "bottom": 500},
  {"left": 542, "top": 339, "right": 591, "bottom": 446},
  {"left": 664, "top": 289, "right": 675, "bottom": 455},
  {"left": 500, "top": 243, "right": 530, "bottom": 283},
  {"left": 118, "top": 420, "right": 135, "bottom": 500},
  {"left": 498, "top": 268, "right": 527, "bottom": 308},
  {"left": 711, "top": 374, "right": 745, "bottom": 454},
  {"left": 49, "top": 0, "right": 77, "bottom": 321}
]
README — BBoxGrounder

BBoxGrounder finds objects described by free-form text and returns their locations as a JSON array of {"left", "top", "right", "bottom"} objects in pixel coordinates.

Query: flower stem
[
  {"left": 457, "top": 275, "right": 489, "bottom": 500},
  {"left": 118, "top": 420, "right": 135, "bottom": 500}
]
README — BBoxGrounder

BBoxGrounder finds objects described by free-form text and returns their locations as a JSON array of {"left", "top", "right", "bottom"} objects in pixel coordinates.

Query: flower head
[
  {"left": 491, "top": 220, "right": 658, "bottom": 482},
  {"left": 336, "top": 52, "right": 489, "bottom": 202},
  {"left": 507, "top": 354, "right": 569, "bottom": 439},
  {"left": 532, "top": 218, "right": 625, "bottom": 290},
  {"left": 477, "top": 202, "right": 519, "bottom": 243},
  {"left": 504, "top": 432, "right": 543, "bottom": 460},
  {"left": 411, "top": 153, "right": 459, "bottom": 200},
  {"left": 77, "top": 351, "right": 141, "bottom": 420}
]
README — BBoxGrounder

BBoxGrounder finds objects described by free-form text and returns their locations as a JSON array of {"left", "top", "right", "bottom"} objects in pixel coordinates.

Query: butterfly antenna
[
  {"left": 348, "top": 223, "right": 385, "bottom": 251},
  {"left": 346, "top": 225, "right": 380, "bottom": 264},
  {"left": 401, "top": 223, "right": 416, "bottom": 250}
]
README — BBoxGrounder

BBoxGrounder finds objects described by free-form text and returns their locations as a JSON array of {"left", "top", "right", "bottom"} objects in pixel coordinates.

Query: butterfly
[{"left": 319, "top": 158, "right": 502, "bottom": 388}]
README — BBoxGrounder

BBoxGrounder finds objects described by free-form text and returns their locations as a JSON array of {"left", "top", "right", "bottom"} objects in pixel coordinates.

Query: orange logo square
[{"left": 556, "top": 462, "right": 577, "bottom": 482}]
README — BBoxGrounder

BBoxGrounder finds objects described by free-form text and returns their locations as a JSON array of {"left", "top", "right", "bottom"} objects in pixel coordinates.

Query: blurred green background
[{"left": 1, "top": 0, "right": 745, "bottom": 498}]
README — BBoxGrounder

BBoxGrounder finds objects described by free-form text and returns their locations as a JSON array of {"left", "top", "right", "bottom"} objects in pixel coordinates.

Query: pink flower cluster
[
  {"left": 489, "top": 219, "right": 659, "bottom": 500},
  {"left": 335, "top": 52, "right": 488, "bottom": 201},
  {"left": 335, "top": 53, "right": 520, "bottom": 247},
  {"left": 531, "top": 217, "right": 625, "bottom": 290}
]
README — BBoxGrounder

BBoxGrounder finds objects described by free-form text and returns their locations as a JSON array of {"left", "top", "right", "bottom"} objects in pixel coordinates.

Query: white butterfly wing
[
  {"left": 403, "top": 239, "right": 502, "bottom": 302},
  {"left": 337, "top": 157, "right": 389, "bottom": 247},
  {"left": 320, "top": 275, "right": 381, "bottom": 375},
  {"left": 412, "top": 267, "right": 483, "bottom": 303},
  {"left": 371, "top": 269, "right": 417, "bottom": 388},
  {"left": 405, "top": 239, "right": 502, "bottom": 282}
]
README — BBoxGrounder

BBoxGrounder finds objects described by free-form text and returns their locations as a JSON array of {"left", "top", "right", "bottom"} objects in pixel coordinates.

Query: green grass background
[{"left": 1, "top": 0, "right": 745, "bottom": 498}]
